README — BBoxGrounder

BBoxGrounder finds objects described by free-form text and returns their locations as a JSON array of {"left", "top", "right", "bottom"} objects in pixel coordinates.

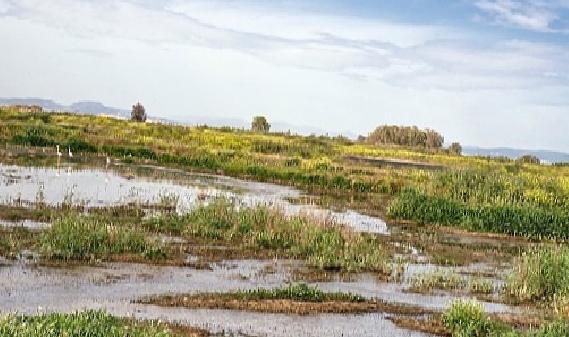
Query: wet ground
[{"left": 0, "top": 158, "right": 524, "bottom": 336}]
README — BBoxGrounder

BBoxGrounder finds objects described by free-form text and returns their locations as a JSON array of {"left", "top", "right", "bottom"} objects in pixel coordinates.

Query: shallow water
[
  {"left": 0, "top": 160, "right": 521, "bottom": 336},
  {"left": 0, "top": 162, "right": 387, "bottom": 234},
  {"left": 0, "top": 259, "right": 437, "bottom": 336},
  {"left": 0, "top": 219, "right": 50, "bottom": 230}
]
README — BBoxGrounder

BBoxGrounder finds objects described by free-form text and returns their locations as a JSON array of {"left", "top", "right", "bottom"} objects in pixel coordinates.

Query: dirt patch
[
  {"left": 390, "top": 315, "right": 448, "bottom": 336},
  {"left": 139, "top": 293, "right": 433, "bottom": 316}
]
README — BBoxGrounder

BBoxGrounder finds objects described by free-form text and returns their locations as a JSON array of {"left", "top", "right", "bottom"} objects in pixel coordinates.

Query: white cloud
[
  {"left": 474, "top": 0, "right": 569, "bottom": 32},
  {"left": 0, "top": 0, "right": 568, "bottom": 150},
  {"left": 0, "top": 0, "right": 12, "bottom": 14}
]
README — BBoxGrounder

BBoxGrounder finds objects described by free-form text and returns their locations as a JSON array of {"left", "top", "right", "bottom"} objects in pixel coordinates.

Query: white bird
[
  {"left": 106, "top": 156, "right": 111, "bottom": 165},
  {"left": 56, "top": 145, "right": 62, "bottom": 157},
  {"left": 68, "top": 147, "right": 73, "bottom": 158}
]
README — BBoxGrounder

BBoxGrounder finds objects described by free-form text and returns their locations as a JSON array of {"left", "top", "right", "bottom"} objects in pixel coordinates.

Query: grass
[
  {"left": 409, "top": 270, "right": 494, "bottom": 295},
  {"left": 146, "top": 198, "right": 391, "bottom": 273},
  {"left": 0, "top": 228, "right": 37, "bottom": 257},
  {"left": 443, "top": 300, "right": 569, "bottom": 337},
  {"left": 0, "top": 310, "right": 185, "bottom": 337},
  {"left": 227, "top": 283, "right": 365, "bottom": 302},
  {"left": 4, "top": 108, "right": 569, "bottom": 240},
  {"left": 505, "top": 246, "right": 569, "bottom": 305},
  {"left": 41, "top": 216, "right": 167, "bottom": 261},
  {"left": 141, "top": 283, "right": 430, "bottom": 316},
  {"left": 388, "top": 188, "right": 569, "bottom": 240}
]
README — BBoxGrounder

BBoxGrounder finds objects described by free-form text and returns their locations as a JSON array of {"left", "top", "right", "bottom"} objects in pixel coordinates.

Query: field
[{"left": 1, "top": 107, "right": 569, "bottom": 336}]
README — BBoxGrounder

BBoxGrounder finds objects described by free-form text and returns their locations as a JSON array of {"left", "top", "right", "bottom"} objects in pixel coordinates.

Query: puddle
[
  {"left": 0, "top": 259, "right": 516, "bottom": 315},
  {"left": 0, "top": 260, "right": 438, "bottom": 336},
  {"left": 0, "top": 163, "right": 387, "bottom": 234},
  {"left": 0, "top": 219, "right": 50, "bottom": 230}
]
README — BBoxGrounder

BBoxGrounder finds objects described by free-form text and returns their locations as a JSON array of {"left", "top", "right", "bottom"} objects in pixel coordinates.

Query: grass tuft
[{"left": 41, "top": 216, "right": 166, "bottom": 261}]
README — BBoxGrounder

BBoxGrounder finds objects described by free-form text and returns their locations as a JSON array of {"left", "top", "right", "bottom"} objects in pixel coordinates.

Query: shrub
[{"left": 505, "top": 247, "right": 569, "bottom": 303}]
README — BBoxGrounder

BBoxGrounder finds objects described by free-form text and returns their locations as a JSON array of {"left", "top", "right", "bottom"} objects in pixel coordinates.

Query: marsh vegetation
[{"left": 1, "top": 107, "right": 569, "bottom": 336}]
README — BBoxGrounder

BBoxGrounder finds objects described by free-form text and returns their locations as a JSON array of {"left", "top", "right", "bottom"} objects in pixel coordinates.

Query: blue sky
[{"left": 1, "top": 0, "right": 568, "bottom": 151}]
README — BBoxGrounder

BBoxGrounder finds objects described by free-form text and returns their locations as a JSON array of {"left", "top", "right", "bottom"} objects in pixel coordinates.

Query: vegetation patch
[
  {"left": 41, "top": 216, "right": 167, "bottom": 261},
  {"left": 0, "top": 310, "right": 205, "bottom": 337},
  {"left": 409, "top": 270, "right": 494, "bottom": 295},
  {"left": 140, "top": 283, "right": 429, "bottom": 316},
  {"left": 505, "top": 246, "right": 569, "bottom": 308},
  {"left": 443, "top": 300, "right": 569, "bottom": 337},
  {"left": 146, "top": 198, "right": 392, "bottom": 274}
]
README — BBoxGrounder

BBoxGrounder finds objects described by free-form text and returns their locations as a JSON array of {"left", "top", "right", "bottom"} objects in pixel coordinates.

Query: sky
[{"left": 0, "top": 0, "right": 568, "bottom": 151}]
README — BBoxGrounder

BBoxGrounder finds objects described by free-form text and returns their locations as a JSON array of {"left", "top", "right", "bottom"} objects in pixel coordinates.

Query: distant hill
[
  {"left": 463, "top": 146, "right": 569, "bottom": 164},
  {"left": 0, "top": 98, "right": 130, "bottom": 118},
  {"left": 0, "top": 97, "right": 356, "bottom": 138}
]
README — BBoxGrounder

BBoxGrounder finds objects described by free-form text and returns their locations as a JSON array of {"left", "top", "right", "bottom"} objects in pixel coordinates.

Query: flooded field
[
  {"left": 0, "top": 162, "right": 387, "bottom": 234},
  {"left": 0, "top": 157, "right": 526, "bottom": 336}
]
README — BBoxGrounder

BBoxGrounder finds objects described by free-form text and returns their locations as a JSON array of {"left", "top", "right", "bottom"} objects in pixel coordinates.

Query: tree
[
  {"left": 131, "top": 102, "right": 147, "bottom": 122},
  {"left": 251, "top": 116, "right": 270, "bottom": 133},
  {"left": 449, "top": 142, "right": 462, "bottom": 155},
  {"left": 365, "top": 125, "right": 444, "bottom": 149},
  {"left": 517, "top": 155, "right": 540, "bottom": 165}
]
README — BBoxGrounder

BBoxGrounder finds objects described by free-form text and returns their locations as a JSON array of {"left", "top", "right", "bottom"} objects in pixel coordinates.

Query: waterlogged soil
[
  {"left": 0, "top": 257, "right": 521, "bottom": 336},
  {"left": 0, "top": 158, "right": 528, "bottom": 336},
  {"left": 141, "top": 294, "right": 429, "bottom": 316}
]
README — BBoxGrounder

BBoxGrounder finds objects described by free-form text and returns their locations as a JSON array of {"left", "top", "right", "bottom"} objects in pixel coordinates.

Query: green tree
[
  {"left": 517, "top": 155, "right": 540, "bottom": 164},
  {"left": 365, "top": 125, "right": 444, "bottom": 149},
  {"left": 131, "top": 102, "right": 147, "bottom": 122},
  {"left": 449, "top": 142, "right": 462, "bottom": 155},
  {"left": 251, "top": 116, "right": 270, "bottom": 133}
]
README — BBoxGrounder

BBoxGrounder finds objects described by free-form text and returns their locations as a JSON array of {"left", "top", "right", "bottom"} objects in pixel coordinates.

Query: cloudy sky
[{"left": 1, "top": 0, "right": 568, "bottom": 151}]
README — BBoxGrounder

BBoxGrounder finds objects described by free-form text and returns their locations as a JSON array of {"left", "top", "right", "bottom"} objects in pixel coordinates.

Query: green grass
[
  {"left": 443, "top": 300, "right": 569, "bottom": 337},
  {"left": 4, "top": 108, "right": 569, "bottom": 239},
  {"left": 0, "top": 310, "right": 174, "bottom": 337},
  {"left": 505, "top": 247, "right": 569, "bottom": 304},
  {"left": 409, "top": 270, "right": 494, "bottom": 294},
  {"left": 228, "top": 283, "right": 365, "bottom": 302},
  {"left": 388, "top": 188, "right": 569, "bottom": 240},
  {"left": 146, "top": 198, "right": 391, "bottom": 273},
  {"left": 41, "top": 216, "right": 166, "bottom": 261},
  {"left": 410, "top": 270, "right": 466, "bottom": 292}
]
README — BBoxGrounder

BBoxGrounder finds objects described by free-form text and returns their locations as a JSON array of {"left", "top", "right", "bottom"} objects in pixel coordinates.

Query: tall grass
[
  {"left": 41, "top": 216, "right": 165, "bottom": 261},
  {"left": 0, "top": 310, "right": 173, "bottom": 337},
  {"left": 147, "top": 198, "right": 391, "bottom": 273},
  {"left": 4, "top": 108, "right": 569, "bottom": 238},
  {"left": 388, "top": 189, "right": 569, "bottom": 239},
  {"left": 443, "top": 300, "right": 569, "bottom": 337},
  {"left": 505, "top": 247, "right": 569, "bottom": 304}
]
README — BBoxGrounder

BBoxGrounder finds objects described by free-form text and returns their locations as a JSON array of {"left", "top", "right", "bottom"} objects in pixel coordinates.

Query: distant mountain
[
  {"left": 68, "top": 101, "right": 129, "bottom": 118},
  {"left": 463, "top": 146, "right": 569, "bottom": 163},
  {"left": 0, "top": 98, "right": 67, "bottom": 111},
  {"left": 0, "top": 98, "right": 129, "bottom": 118}
]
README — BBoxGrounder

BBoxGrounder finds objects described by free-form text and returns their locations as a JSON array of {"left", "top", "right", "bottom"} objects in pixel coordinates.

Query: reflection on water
[{"left": 0, "top": 163, "right": 388, "bottom": 234}]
